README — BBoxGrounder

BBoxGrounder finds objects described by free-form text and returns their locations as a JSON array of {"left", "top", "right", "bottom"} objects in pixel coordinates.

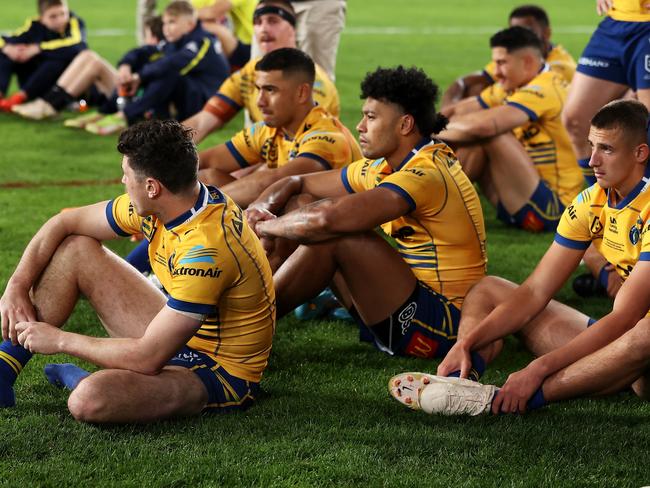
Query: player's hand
[
  {"left": 17, "top": 44, "right": 40, "bottom": 62},
  {"left": 0, "top": 286, "right": 37, "bottom": 345},
  {"left": 15, "top": 321, "right": 62, "bottom": 355},
  {"left": 117, "top": 64, "right": 133, "bottom": 85},
  {"left": 2, "top": 44, "right": 24, "bottom": 62},
  {"left": 437, "top": 340, "right": 472, "bottom": 378},
  {"left": 603, "top": 264, "right": 623, "bottom": 298},
  {"left": 491, "top": 364, "right": 545, "bottom": 414},
  {"left": 245, "top": 206, "right": 276, "bottom": 236},
  {"left": 123, "top": 73, "right": 141, "bottom": 97},
  {"left": 596, "top": 0, "right": 613, "bottom": 15}
]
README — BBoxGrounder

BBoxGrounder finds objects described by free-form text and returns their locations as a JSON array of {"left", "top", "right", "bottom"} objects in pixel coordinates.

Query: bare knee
[
  {"left": 466, "top": 275, "right": 516, "bottom": 303},
  {"left": 67, "top": 375, "right": 110, "bottom": 423},
  {"left": 561, "top": 106, "right": 589, "bottom": 140},
  {"left": 55, "top": 235, "right": 102, "bottom": 263}
]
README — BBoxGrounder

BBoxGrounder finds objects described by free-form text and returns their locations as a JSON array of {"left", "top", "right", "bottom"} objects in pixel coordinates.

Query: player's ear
[
  {"left": 146, "top": 178, "right": 162, "bottom": 198},
  {"left": 297, "top": 82, "right": 311, "bottom": 103},
  {"left": 399, "top": 114, "right": 415, "bottom": 135},
  {"left": 635, "top": 143, "right": 650, "bottom": 163}
]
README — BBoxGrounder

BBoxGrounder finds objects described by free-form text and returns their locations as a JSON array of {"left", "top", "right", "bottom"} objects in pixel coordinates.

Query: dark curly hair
[
  {"left": 117, "top": 119, "right": 198, "bottom": 194},
  {"left": 490, "top": 25, "right": 544, "bottom": 55},
  {"left": 360, "top": 66, "right": 447, "bottom": 135}
]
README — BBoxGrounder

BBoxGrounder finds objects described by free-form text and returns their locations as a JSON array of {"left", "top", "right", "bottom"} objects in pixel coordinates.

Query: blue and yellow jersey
[
  {"left": 555, "top": 166, "right": 650, "bottom": 284},
  {"left": 0, "top": 13, "right": 87, "bottom": 61},
  {"left": 226, "top": 105, "right": 361, "bottom": 170},
  {"left": 607, "top": 0, "right": 650, "bottom": 22},
  {"left": 203, "top": 56, "right": 340, "bottom": 123},
  {"left": 106, "top": 184, "right": 275, "bottom": 382},
  {"left": 341, "top": 139, "right": 487, "bottom": 306},
  {"left": 483, "top": 44, "right": 577, "bottom": 84},
  {"left": 138, "top": 23, "right": 229, "bottom": 100},
  {"left": 478, "top": 67, "right": 583, "bottom": 206}
]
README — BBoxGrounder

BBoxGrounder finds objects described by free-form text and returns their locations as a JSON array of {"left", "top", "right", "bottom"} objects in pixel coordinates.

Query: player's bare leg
[
  {"left": 57, "top": 50, "right": 117, "bottom": 98},
  {"left": 455, "top": 144, "right": 488, "bottom": 181},
  {"left": 273, "top": 231, "right": 417, "bottom": 325}
]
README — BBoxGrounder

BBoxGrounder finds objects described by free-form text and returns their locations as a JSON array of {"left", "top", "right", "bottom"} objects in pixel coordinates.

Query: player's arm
[
  {"left": 438, "top": 105, "right": 529, "bottom": 144},
  {"left": 440, "top": 96, "right": 484, "bottom": 119},
  {"left": 440, "top": 72, "right": 491, "bottom": 111},
  {"left": 16, "top": 306, "right": 202, "bottom": 375},
  {"left": 0, "top": 203, "right": 123, "bottom": 342},
  {"left": 184, "top": 107, "right": 226, "bottom": 144},
  {"left": 254, "top": 185, "right": 410, "bottom": 243},
  {"left": 196, "top": 0, "right": 232, "bottom": 21},
  {"left": 198, "top": 143, "right": 244, "bottom": 173},
  {"left": 220, "top": 157, "right": 329, "bottom": 208}
]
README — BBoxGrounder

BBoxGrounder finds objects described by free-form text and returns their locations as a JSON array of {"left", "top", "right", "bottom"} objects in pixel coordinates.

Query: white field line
[{"left": 1, "top": 25, "right": 596, "bottom": 37}]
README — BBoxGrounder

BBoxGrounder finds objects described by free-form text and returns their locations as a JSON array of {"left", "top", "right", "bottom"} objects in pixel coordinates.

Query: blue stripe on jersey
[
  {"left": 215, "top": 93, "right": 242, "bottom": 110},
  {"left": 378, "top": 182, "right": 416, "bottom": 211},
  {"left": 554, "top": 234, "right": 590, "bottom": 250},
  {"left": 639, "top": 252, "right": 650, "bottom": 261},
  {"left": 341, "top": 166, "right": 354, "bottom": 194},
  {"left": 105, "top": 200, "right": 131, "bottom": 237},
  {"left": 396, "top": 242, "right": 435, "bottom": 251},
  {"left": 167, "top": 297, "right": 216, "bottom": 315},
  {"left": 610, "top": 164, "right": 650, "bottom": 209},
  {"left": 225, "top": 141, "right": 250, "bottom": 168},
  {"left": 400, "top": 252, "right": 436, "bottom": 261},
  {"left": 507, "top": 101, "right": 539, "bottom": 121},
  {"left": 408, "top": 262, "right": 438, "bottom": 269},
  {"left": 476, "top": 95, "right": 489, "bottom": 109},
  {"left": 165, "top": 184, "right": 208, "bottom": 230},
  {"left": 482, "top": 70, "right": 494, "bottom": 83},
  {"left": 297, "top": 152, "right": 332, "bottom": 169}
]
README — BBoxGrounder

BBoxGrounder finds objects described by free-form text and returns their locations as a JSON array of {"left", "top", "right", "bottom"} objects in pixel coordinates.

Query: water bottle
[{"left": 116, "top": 86, "right": 130, "bottom": 112}]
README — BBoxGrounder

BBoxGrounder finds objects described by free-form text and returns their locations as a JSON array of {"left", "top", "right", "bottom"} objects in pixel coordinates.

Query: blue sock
[
  {"left": 526, "top": 387, "right": 547, "bottom": 411},
  {"left": 126, "top": 240, "right": 152, "bottom": 274},
  {"left": 0, "top": 340, "right": 33, "bottom": 407},
  {"left": 447, "top": 351, "right": 487, "bottom": 382},
  {"left": 578, "top": 157, "right": 596, "bottom": 186},
  {"left": 44, "top": 363, "right": 90, "bottom": 390},
  {"left": 598, "top": 264, "right": 610, "bottom": 289}
]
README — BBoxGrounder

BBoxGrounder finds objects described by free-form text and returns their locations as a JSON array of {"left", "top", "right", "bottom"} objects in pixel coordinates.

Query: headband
[{"left": 253, "top": 5, "right": 296, "bottom": 26}]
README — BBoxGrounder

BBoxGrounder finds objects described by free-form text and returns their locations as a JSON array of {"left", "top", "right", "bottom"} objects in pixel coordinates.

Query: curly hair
[
  {"left": 117, "top": 119, "right": 198, "bottom": 194},
  {"left": 360, "top": 66, "right": 447, "bottom": 135},
  {"left": 490, "top": 25, "right": 544, "bottom": 55}
]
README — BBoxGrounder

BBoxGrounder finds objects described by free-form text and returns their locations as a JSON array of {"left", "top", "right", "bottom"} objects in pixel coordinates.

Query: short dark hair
[
  {"left": 360, "top": 66, "right": 447, "bottom": 135},
  {"left": 255, "top": 47, "right": 315, "bottom": 85},
  {"left": 145, "top": 15, "right": 164, "bottom": 42},
  {"left": 117, "top": 119, "right": 198, "bottom": 194},
  {"left": 490, "top": 25, "right": 544, "bottom": 56},
  {"left": 509, "top": 5, "right": 550, "bottom": 28},
  {"left": 591, "top": 99, "right": 649, "bottom": 146},
  {"left": 38, "top": 0, "right": 65, "bottom": 14}
]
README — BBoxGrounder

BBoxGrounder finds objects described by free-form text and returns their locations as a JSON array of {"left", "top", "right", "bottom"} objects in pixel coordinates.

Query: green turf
[{"left": 0, "top": 1, "right": 641, "bottom": 486}]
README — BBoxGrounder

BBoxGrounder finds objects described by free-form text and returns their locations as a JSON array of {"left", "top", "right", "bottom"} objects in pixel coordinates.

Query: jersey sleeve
[
  {"left": 377, "top": 166, "right": 445, "bottom": 214},
  {"left": 225, "top": 123, "right": 265, "bottom": 167},
  {"left": 482, "top": 60, "right": 496, "bottom": 83},
  {"left": 166, "top": 240, "right": 238, "bottom": 316},
  {"left": 340, "top": 159, "right": 370, "bottom": 194},
  {"left": 105, "top": 193, "right": 144, "bottom": 237},
  {"left": 297, "top": 130, "right": 353, "bottom": 170},
  {"left": 477, "top": 83, "right": 506, "bottom": 109},
  {"left": 554, "top": 189, "right": 594, "bottom": 250},
  {"left": 505, "top": 76, "right": 558, "bottom": 122}
]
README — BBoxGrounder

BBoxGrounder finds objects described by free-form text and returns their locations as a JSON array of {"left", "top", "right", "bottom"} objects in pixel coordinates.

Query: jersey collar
[
  {"left": 164, "top": 183, "right": 209, "bottom": 230},
  {"left": 395, "top": 138, "right": 434, "bottom": 171},
  {"left": 607, "top": 164, "right": 650, "bottom": 210}
]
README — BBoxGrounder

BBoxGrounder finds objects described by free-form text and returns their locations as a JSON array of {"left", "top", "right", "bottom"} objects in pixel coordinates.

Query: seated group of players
[{"left": 2, "top": 0, "right": 650, "bottom": 423}]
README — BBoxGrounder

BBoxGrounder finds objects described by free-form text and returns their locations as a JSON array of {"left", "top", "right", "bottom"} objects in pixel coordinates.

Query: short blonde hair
[{"left": 164, "top": 1, "right": 196, "bottom": 18}]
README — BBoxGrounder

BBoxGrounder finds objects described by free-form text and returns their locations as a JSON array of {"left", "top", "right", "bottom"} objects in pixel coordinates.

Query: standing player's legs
[
  {"left": 455, "top": 276, "right": 590, "bottom": 368},
  {"left": 274, "top": 231, "right": 417, "bottom": 326},
  {"left": 4, "top": 235, "right": 209, "bottom": 421}
]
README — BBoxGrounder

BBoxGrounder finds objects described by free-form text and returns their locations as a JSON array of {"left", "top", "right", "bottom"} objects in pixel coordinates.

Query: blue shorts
[
  {"left": 355, "top": 281, "right": 460, "bottom": 359},
  {"left": 167, "top": 346, "right": 259, "bottom": 412},
  {"left": 577, "top": 17, "right": 650, "bottom": 90},
  {"left": 497, "top": 179, "right": 564, "bottom": 232}
]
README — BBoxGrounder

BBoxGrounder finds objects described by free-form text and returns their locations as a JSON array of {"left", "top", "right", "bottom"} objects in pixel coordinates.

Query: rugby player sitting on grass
[
  {"left": 245, "top": 66, "right": 487, "bottom": 360},
  {"left": 390, "top": 100, "right": 650, "bottom": 416}
]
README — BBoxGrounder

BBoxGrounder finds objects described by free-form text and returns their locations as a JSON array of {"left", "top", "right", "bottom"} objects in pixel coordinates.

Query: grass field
[{"left": 0, "top": 1, "right": 646, "bottom": 486}]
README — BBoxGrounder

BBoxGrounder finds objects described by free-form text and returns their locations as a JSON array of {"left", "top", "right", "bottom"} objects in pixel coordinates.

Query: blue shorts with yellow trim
[
  {"left": 167, "top": 346, "right": 259, "bottom": 412},
  {"left": 577, "top": 17, "right": 650, "bottom": 90},
  {"left": 497, "top": 179, "right": 564, "bottom": 232},
  {"left": 354, "top": 281, "right": 459, "bottom": 359}
]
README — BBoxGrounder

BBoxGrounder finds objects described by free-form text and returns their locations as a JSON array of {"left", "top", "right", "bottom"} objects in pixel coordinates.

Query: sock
[
  {"left": 0, "top": 341, "right": 33, "bottom": 407},
  {"left": 598, "top": 264, "right": 610, "bottom": 290},
  {"left": 578, "top": 157, "right": 596, "bottom": 186},
  {"left": 42, "top": 85, "right": 74, "bottom": 112},
  {"left": 126, "top": 240, "right": 152, "bottom": 273},
  {"left": 447, "top": 351, "right": 487, "bottom": 382},
  {"left": 526, "top": 387, "right": 547, "bottom": 411},
  {"left": 44, "top": 363, "right": 90, "bottom": 390}
]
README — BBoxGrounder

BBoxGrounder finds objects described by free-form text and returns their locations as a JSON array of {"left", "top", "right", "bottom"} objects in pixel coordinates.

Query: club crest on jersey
[{"left": 645, "top": 55, "right": 650, "bottom": 73}]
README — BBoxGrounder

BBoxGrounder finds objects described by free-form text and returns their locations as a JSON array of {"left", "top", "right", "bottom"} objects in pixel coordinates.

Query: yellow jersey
[
  {"left": 203, "top": 56, "right": 340, "bottom": 123},
  {"left": 226, "top": 105, "right": 361, "bottom": 169},
  {"left": 483, "top": 44, "right": 577, "bottom": 84},
  {"left": 191, "top": 0, "right": 255, "bottom": 43},
  {"left": 341, "top": 139, "right": 487, "bottom": 307},
  {"left": 608, "top": 0, "right": 650, "bottom": 22},
  {"left": 478, "top": 67, "right": 583, "bottom": 206},
  {"left": 106, "top": 184, "right": 275, "bottom": 382},
  {"left": 555, "top": 168, "right": 650, "bottom": 283}
]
